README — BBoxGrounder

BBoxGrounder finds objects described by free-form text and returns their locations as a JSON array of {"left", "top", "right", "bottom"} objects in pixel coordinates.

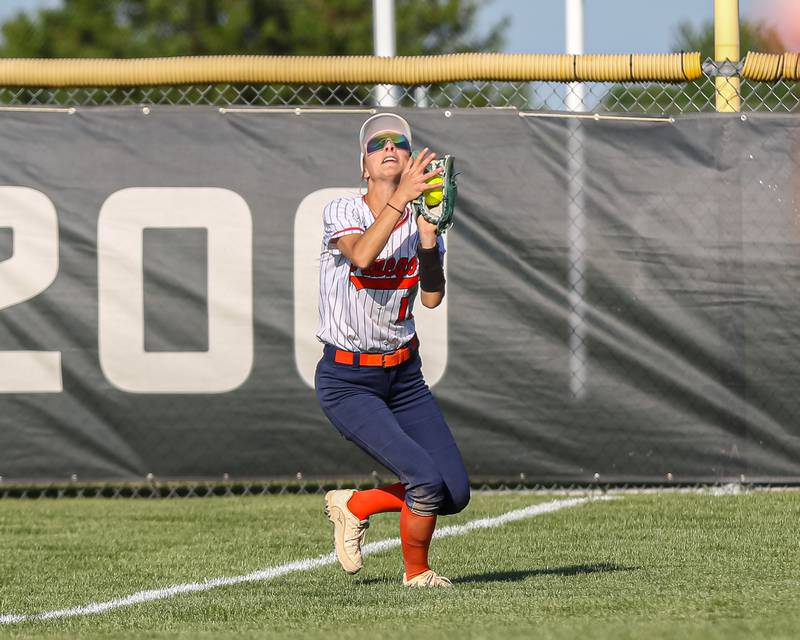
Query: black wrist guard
[{"left": 417, "top": 245, "right": 445, "bottom": 292}]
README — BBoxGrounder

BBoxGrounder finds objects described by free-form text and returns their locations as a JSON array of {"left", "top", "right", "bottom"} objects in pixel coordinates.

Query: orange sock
[
  {"left": 347, "top": 482, "right": 405, "bottom": 520},
  {"left": 400, "top": 502, "right": 437, "bottom": 579}
]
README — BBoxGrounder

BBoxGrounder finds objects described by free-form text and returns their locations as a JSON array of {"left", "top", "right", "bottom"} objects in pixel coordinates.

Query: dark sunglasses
[{"left": 366, "top": 132, "right": 411, "bottom": 155}]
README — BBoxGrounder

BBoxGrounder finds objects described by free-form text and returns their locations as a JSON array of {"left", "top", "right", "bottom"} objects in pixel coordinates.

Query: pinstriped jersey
[{"left": 316, "top": 195, "right": 445, "bottom": 353}]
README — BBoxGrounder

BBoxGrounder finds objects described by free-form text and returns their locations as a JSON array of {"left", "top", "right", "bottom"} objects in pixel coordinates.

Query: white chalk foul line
[{"left": 0, "top": 496, "right": 612, "bottom": 625}]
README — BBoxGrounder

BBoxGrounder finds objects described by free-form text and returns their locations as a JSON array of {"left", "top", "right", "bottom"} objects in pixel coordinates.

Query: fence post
[
  {"left": 373, "top": 0, "right": 398, "bottom": 107},
  {"left": 714, "top": 0, "right": 740, "bottom": 112},
  {"left": 566, "top": 0, "right": 587, "bottom": 399}
]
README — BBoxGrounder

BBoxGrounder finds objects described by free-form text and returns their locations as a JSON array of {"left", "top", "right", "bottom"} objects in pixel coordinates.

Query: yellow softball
[{"left": 425, "top": 176, "right": 444, "bottom": 207}]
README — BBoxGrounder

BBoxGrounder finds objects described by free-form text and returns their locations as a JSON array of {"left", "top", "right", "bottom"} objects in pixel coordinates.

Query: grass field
[{"left": 0, "top": 490, "right": 798, "bottom": 639}]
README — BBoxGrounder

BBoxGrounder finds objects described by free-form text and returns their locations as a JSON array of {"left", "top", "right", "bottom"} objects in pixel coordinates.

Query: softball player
[{"left": 315, "top": 113, "right": 470, "bottom": 588}]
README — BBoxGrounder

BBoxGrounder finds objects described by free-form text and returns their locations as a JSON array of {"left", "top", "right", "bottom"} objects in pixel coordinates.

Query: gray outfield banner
[{"left": 0, "top": 107, "right": 799, "bottom": 483}]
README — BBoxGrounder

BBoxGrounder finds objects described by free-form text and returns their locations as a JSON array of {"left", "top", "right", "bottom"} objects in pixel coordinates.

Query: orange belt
[{"left": 334, "top": 335, "right": 419, "bottom": 368}]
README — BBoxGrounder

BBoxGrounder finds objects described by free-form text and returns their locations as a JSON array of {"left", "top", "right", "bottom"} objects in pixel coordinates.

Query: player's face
[{"left": 364, "top": 132, "right": 411, "bottom": 180}]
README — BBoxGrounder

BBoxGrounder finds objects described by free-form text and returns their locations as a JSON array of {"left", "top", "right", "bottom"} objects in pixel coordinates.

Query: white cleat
[
  {"left": 324, "top": 489, "right": 369, "bottom": 574},
  {"left": 402, "top": 569, "right": 454, "bottom": 588}
]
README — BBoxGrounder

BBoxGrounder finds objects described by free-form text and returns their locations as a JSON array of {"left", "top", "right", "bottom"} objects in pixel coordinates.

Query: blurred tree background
[
  {"left": 670, "top": 18, "right": 783, "bottom": 57},
  {"left": 0, "top": 0, "right": 506, "bottom": 57},
  {"left": 6, "top": 2, "right": 791, "bottom": 112},
  {"left": 601, "top": 19, "right": 793, "bottom": 113},
  {"left": 0, "top": 0, "right": 511, "bottom": 107}
]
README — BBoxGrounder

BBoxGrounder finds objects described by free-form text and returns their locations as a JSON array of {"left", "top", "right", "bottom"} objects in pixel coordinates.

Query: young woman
[{"left": 315, "top": 113, "right": 470, "bottom": 588}]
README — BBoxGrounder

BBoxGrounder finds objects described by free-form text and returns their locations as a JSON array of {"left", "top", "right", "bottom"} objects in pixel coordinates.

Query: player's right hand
[{"left": 394, "top": 148, "right": 444, "bottom": 205}]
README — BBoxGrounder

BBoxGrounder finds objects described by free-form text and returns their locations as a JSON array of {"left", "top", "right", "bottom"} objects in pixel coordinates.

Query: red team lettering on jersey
[
  {"left": 349, "top": 256, "right": 419, "bottom": 290},
  {"left": 317, "top": 195, "right": 445, "bottom": 353}
]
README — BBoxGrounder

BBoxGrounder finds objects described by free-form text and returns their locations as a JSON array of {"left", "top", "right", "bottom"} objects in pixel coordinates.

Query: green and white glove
[{"left": 412, "top": 154, "right": 457, "bottom": 236}]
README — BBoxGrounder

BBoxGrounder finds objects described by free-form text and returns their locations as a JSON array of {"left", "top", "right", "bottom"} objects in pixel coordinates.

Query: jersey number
[{"left": 397, "top": 292, "right": 413, "bottom": 322}]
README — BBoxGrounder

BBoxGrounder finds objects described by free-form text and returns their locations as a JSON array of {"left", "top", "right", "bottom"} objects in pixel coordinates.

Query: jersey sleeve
[{"left": 322, "top": 198, "right": 364, "bottom": 256}]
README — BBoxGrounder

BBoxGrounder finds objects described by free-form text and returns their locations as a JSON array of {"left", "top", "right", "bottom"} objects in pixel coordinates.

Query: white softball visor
[{"left": 359, "top": 113, "right": 413, "bottom": 174}]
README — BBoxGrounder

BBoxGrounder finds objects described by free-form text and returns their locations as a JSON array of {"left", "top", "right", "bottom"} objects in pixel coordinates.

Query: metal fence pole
[
  {"left": 373, "top": 0, "right": 398, "bottom": 107},
  {"left": 715, "top": 0, "right": 740, "bottom": 112},
  {"left": 566, "top": 0, "right": 587, "bottom": 399}
]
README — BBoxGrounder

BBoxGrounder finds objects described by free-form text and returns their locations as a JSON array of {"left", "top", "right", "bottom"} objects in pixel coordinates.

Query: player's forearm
[
  {"left": 349, "top": 200, "right": 405, "bottom": 269},
  {"left": 418, "top": 230, "right": 437, "bottom": 250},
  {"left": 417, "top": 244, "right": 445, "bottom": 309},
  {"left": 420, "top": 287, "right": 444, "bottom": 308},
  {"left": 418, "top": 231, "right": 441, "bottom": 307}
]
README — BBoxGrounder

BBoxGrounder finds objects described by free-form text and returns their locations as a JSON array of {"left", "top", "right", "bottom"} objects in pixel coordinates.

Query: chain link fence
[
  {"left": 3, "top": 60, "right": 799, "bottom": 496},
  {"left": 1, "top": 60, "right": 798, "bottom": 112},
  {"left": 1, "top": 480, "right": 790, "bottom": 500}
]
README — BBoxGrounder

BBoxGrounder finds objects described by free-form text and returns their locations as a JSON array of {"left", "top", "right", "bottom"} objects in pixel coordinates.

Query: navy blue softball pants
[{"left": 315, "top": 341, "right": 470, "bottom": 516}]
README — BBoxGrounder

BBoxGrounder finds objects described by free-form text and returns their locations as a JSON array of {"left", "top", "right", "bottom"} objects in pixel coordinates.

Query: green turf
[{"left": 0, "top": 491, "right": 798, "bottom": 639}]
